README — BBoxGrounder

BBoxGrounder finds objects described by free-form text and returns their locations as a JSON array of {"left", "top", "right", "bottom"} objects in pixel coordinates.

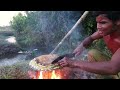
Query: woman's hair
[{"left": 92, "top": 11, "right": 120, "bottom": 21}]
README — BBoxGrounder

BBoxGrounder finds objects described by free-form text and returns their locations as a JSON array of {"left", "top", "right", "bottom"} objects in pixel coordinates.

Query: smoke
[{"left": 26, "top": 11, "right": 86, "bottom": 56}]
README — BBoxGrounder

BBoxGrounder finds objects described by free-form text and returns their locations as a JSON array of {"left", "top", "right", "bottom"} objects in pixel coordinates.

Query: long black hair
[{"left": 92, "top": 11, "right": 120, "bottom": 21}]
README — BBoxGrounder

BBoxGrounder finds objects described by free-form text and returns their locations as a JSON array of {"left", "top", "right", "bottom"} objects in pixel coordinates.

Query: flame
[
  {"left": 38, "top": 71, "right": 43, "bottom": 79},
  {"left": 37, "top": 70, "right": 61, "bottom": 79},
  {"left": 51, "top": 70, "right": 61, "bottom": 79},
  {"left": 28, "top": 68, "right": 72, "bottom": 79}
]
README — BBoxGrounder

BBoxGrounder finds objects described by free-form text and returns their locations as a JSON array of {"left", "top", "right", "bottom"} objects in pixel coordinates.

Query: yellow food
[{"left": 29, "top": 54, "right": 60, "bottom": 71}]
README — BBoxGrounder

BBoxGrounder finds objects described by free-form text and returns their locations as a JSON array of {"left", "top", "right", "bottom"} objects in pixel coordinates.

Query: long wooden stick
[{"left": 50, "top": 11, "right": 89, "bottom": 54}]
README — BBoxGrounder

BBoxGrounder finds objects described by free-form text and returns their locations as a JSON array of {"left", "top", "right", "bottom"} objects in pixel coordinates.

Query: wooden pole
[{"left": 50, "top": 11, "right": 89, "bottom": 54}]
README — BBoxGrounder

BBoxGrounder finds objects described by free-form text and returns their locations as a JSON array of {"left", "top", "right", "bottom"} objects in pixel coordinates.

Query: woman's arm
[
  {"left": 73, "top": 31, "right": 103, "bottom": 56},
  {"left": 59, "top": 48, "right": 120, "bottom": 75}
]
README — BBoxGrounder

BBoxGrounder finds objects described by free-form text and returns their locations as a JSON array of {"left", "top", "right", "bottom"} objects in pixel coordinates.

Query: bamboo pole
[{"left": 50, "top": 11, "right": 89, "bottom": 54}]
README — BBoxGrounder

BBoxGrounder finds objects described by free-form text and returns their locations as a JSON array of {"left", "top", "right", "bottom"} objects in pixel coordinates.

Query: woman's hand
[
  {"left": 73, "top": 47, "right": 82, "bottom": 56},
  {"left": 73, "top": 43, "right": 86, "bottom": 57},
  {"left": 57, "top": 57, "right": 74, "bottom": 67}
]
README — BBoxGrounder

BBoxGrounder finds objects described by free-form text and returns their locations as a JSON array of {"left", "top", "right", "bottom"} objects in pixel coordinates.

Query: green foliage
[
  {"left": 10, "top": 13, "right": 28, "bottom": 48},
  {"left": 82, "top": 12, "right": 96, "bottom": 36},
  {"left": 10, "top": 13, "right": 27, "bottom": 33}
]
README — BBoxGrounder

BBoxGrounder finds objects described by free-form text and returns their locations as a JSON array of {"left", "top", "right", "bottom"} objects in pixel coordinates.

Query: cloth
[{"left": 87, "top": 49, "right": 119, "bottom": 79}]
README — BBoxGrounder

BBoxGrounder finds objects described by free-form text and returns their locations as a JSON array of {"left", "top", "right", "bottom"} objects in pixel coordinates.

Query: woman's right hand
[{"left": 57, "top": 57, "right": 74, "bottom": 67}]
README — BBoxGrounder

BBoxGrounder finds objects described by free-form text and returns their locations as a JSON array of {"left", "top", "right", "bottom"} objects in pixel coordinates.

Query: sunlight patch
[{"left": 6, "top": 36, "right": 16, "bottom": 43}]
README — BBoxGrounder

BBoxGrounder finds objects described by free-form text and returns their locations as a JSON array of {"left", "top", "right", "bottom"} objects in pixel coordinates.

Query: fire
[
  {"left": 28, "top": 67, "right": 72, "bottom": 79},
  {"left": 37, "top": 70, "right": 61, "bottom": 79},
  {"left": 38, "top": 71, "right": 43, "bottom": 79},
  {"left": 51, "top": 70, "right": 61, "bottom": 79}
]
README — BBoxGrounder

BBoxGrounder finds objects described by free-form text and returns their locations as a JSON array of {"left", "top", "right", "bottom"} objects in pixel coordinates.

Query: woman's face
[{"left": 96, "top": 14, "right": 116, "bottom": 36}]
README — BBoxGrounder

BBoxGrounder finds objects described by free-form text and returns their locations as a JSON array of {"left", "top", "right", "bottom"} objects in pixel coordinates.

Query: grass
[{"left": 0, "top": 61, "right": 31, "bottom": 79}]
